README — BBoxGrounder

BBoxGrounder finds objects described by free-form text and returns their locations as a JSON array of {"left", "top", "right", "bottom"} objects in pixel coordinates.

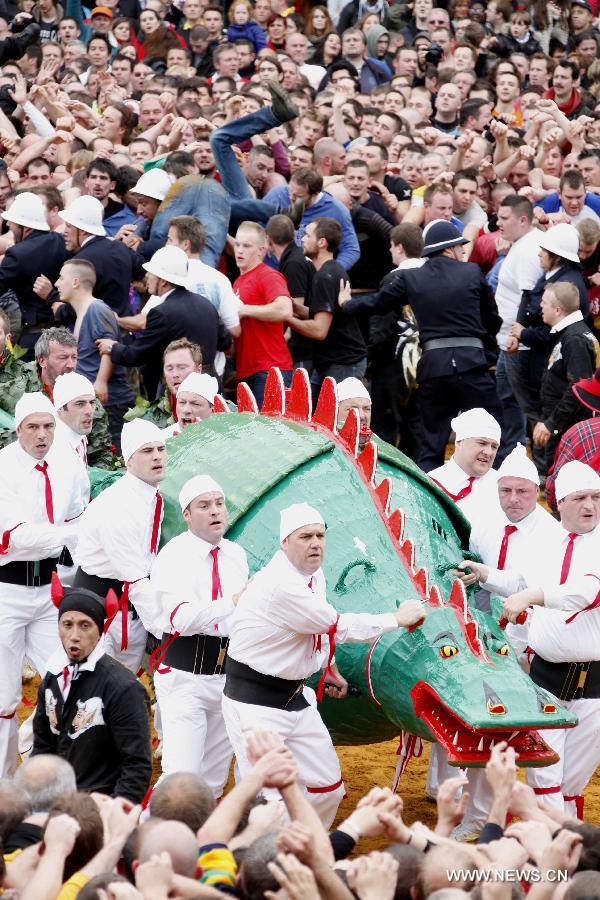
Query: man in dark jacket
[
  {"left": 34, "top": 196, "right": 137, "bottom": 320},
  {"left": 32, "top": 584, "right": 151, "bottom": 804},
  {"left": 0, "top": 192, "right": 66, "bottom": 360},
  {"left": 534, "top": 281, "right": 599, "bottom": 470},
  {"left": 96, "top": 246, "right": 220, "bottom": 399},
  {"left": 340, "top": 220, "right": 503, "bottom": 470}
]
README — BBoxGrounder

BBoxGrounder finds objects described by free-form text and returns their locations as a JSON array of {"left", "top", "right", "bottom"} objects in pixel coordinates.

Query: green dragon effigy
[{"left": 93, "top": 366, "right": 576, "bottom": 770}]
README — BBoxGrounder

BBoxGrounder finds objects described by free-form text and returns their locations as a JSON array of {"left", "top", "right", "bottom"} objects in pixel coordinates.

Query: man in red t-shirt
[{"left": 234, "top": 221, "right": 293, "bottom": 406}]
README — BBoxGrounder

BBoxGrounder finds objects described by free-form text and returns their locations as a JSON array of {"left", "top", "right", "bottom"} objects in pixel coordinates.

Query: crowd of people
[{"left": 0, "top": 0, "right": 600, "bottom": 895}]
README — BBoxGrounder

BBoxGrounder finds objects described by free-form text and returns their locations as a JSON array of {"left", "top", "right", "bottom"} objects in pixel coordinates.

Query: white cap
[
  {"left": 555, "top": 460, "right": 600, "bottom": 502},
  {"left": 177, "top": 372, "right": 218, "bottom": 404},
  {"left": 179, "top": 474, "right": 224, "bottom": 511},
  {"left": 337, "top": 377, "right": 371, "bottom": 403},
  {"left": 279, "top": 502, "right": 325, "bottom": 543},
  {"left": 2, "top": 192, "right": 49, "bottom": 231},
  {"left": 59, "top": 196, "right": 106, "bottom": 237},
  {"left": 497, "top": 442, "right": 539, "bottom": 486},
  {"left": 121, "top": 419, "right": 164, "bottom": 464},
  {"left": 143, "top": 246, "right": 188, "bottom": 287},
  {"left": 14, "top": 391, "right": 56, "bottom": 429},
  {"left": 451, "top": 408, "right": 501, "bottom": 444},
  {"left": 53, "top": 372, "right": 96, "bottom": 410},
  {"left": 131, "top": 168, "right": 172, "bottom": 201}
]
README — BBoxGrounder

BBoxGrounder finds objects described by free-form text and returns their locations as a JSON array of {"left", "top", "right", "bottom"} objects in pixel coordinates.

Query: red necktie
[
  {"left": 431, "top": 476, "right": 475, "bottom": 503},
  {"left": 150, "top": 492, "right": 163, "bottom": 555},
  {"left": 35, "top": 461, "right": 54, "bottom": 524},
  {"left": 210, "top": 547, "right": 222, "bottom": 600},
  {"left": 497, "top": 524, "right": 518, "bottom": 570},
  {"left": 560, "top": 533, "right": 578, "bottom": 584},
  {"left": 62, "top": 666, "right": 69, "bottom": 690},
  {"left": 79, "top": 438, "right": 87, "bottom": 467}
]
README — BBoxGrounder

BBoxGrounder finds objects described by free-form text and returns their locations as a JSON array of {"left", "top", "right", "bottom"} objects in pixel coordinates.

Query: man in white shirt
[
  {"left": 450, "top": 443, "right": 563, "bottom": 837},
  {"left": 53, "top": 372, "right": 96, "bottom": 523},
  {"left": 0, "top": 392, "right": 82, "bottom": 775},
  {"left": 222, "top": 502, "right": 425, "bottom": 826},
  {"left": 161, "top": 372, "right": 219, "bottom": 440},
  {"left": 428, "top": 407, "right": 502, "bottom": 524},
  {"left": 468, "top": 461, "right": 600, "bottom": 819},
  {"left": 494, "top": 195, "right": 544, "bottom": 457},
  {"left": 150, "top": 475, "right": 248, "bottom": 796},
  {"left": 73, "top": 419, "right": 167, "bottom": 672}
]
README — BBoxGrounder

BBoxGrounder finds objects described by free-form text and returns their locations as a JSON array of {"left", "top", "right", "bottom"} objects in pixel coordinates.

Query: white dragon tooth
[
  {"left": 453, "top": 731, "right": 459, "bottom": 746},
  {"left": 490, "top": 740, "right": 495, "bottom": 749},
  {"left": 477, "top": 737, "right": 484, "bottom": 752},
  {"left": 508, "top": 732, "right": 518, "bottom": 742}
]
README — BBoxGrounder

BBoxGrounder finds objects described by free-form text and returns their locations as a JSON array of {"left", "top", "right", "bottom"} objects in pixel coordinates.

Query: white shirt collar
[
  {"left": 122, "top": 471, "right": 160, "bottom": 502},
  {"left": 47, "top": 635, "right": 106, "bottom": 676},
  {"left": 550, "top": 310, "right": 583, "bottom": 334},
  {"left": 186, "top": 529, "right": 222, "bottom": 560},
  {"left": 15, "top": 441, "right": 49, "bottom": 473}
]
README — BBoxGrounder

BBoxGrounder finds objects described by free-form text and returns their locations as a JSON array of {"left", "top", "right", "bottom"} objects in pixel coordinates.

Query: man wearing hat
[
  {"left": 545, "top": 369, "right": 600, "bottom": 509},
  {"left": 339, "top": 219, "right": 503, "bottom": 470},
  {"left": 31, "top": 585, "right": 151, "bottom": 803},
  {"left": 73, "top": 419, "right": 167, "bottom": 672},
  {"left": 445, "top": 444, "right": 564, "bottom": 838},
  {"left": 150, "top": 475, "right": 248, "bottom": 794},
  {"left": 0, "top": 391, "right": 84, "bottom": 775},
  {"left": 466, "top": 460, "right": 600, "bottom": 817},
  {"left": 34, "top": 195, "right": 137, "bottom": 322},
  {"left": 222, "top": 502, "right": 425, "bottom": 826},
  {"left": 0, "top": 192, "right": 66, "bottom": 360},
  {"left": 161, "top": 372, "right": 219, "bottom": 439},
  {"left": 336, "top": 377, "right": 372, "bottom": 438},
  {"left": 96, "top": 246, "right": 220, "bottom": 402},
  {"left": 427, "top": 408, "right": 502, "bottom": 526}
]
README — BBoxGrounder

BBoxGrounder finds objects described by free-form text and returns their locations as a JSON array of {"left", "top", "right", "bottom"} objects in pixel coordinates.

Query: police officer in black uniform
[{"left": 339, "top": 220, "right": 504, "bottom": 471}]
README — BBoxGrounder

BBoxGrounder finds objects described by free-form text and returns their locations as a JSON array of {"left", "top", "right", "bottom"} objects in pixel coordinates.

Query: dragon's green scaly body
[{"left": 92, "top": 368, "right": 576, "bottom": 767}]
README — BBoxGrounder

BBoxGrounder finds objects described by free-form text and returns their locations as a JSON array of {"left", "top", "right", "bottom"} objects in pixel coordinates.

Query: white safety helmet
[
  {"left": 538, "top": 223, "right": 580, "bottom": 264},
  {"left": 142, "top": 246, "right": 188, "bottom": 287},
  {"left": 131, "top": 168, "right": 172, "bottom": 201},
  {"left": 59, "top": 196, "right": 106, "bottom": 237},
  {"left": 2, "top": 192, "right": 49, "bottom": 231}
]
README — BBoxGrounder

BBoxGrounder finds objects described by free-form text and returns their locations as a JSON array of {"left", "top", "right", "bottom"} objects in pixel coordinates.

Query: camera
[{"left": 425, "top": 43, "right": 444, "bottom": 65}]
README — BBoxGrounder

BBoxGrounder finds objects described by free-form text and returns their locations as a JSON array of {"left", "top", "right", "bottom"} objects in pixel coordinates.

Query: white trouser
[
  {"left": 0, "top": 582, "right": 60, "bottom": 776},
  {"left": 427, "top": 744, "right": 492, "bottom": 828},
  {"left": 154, "top": 668, "right": 233, "bottom": 798},
  {"left": 104, "top": 613, "right": 147, "bottom": 674},
  {"left": 527, "top": 694, "right": 600, "bottom": 819},
  {"left": 221, "top": 688, "right": 344, "bottom": 829}
]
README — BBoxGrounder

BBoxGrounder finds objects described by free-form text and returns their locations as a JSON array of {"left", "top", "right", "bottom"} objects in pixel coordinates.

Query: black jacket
[
  {"left": 32, "top": 653, "right": 151, "bottom": 803},
  {"left": 343, "top": 255, "right": 501, "bottom": 381},
  {"left": 518, "top": 265, "right": 589, "bottom": 352},
  {"left": 541, "top": 317, "right": 598, "bottom": 435},
  {"left": 0, "top": 231, "right": 66, "bottom": 327},
  {"left": 110, "top": 286, "right": 220, "bottom": 395},
  {"left": 54, "top": 236, "right": 138, "bottom": 322}
]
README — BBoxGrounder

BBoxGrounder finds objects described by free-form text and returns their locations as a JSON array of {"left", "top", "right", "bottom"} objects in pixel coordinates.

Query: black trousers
[{"left": 417, "top": 368, "right": 504, "bottom": 472}]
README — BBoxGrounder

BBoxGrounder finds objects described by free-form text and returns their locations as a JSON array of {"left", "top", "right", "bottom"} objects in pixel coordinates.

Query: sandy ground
[{"left": 20, "top": 676, "right": 600, "bottom": 840}]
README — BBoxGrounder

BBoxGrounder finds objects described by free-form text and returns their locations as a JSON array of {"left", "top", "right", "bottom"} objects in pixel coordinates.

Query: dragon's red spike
[
  {"left": 428, "top": 584, "right": 443, "bottom": 607},
  {"left": 312, "top": 377, "right": 338, "bottom": 431},
  {"left": 447, "top": 578, "right": 491, "bottom": 663},
  {"left": 357, "top": 441, "right": 378, "bottom": 485},
  {"left": 105, "top": 588, "right": 119, "bottom": 620},
  {"left": 237, "top": 382, "right": 259, "bottom": 414},
  {"left": 261, "top": 368, "right": 286, "bottom": 416},
  {"left": 400, "top": 538, "right": 415, "bottom": 571},
  {"left": 338, "top": 407, "right": 359, "bottom": 456},
  {"left": 213, "top": 394, "right": 229, "bottom": 414},
  {"left": 285, "top": 367, "right": 312, "bottom": 422},
  {"left": 375, "top": 477, "right": 392, "bottom": 516},
  {"left": 50, "top": 571, "right": 64, "bottom": 607},
  {"left": 388, "top": 508, "right": 405, "bottom": 542},
  {"left": 413, "top": 566, "right": 430, "bottom": 597}
]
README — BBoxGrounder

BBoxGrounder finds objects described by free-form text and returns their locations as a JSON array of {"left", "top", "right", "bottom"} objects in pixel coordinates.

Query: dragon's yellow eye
[
  {"left": 497, "top": 645, "right": 509, "bottom": 656},
  {"left": 440, "top": 645, "right": 459, "bottom": 658}
]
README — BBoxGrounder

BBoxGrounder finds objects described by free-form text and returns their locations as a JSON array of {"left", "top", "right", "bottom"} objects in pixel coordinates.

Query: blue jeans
[
  {"left": 151, "top": 175, "right": 231, "bottom": 268},
  {"left": 495, "top": 350, "right": 527, "bottom": 463},
  {"left": 210, "top": 107, "right": 279, "bottom": 201},
  {"left": 244, "top": 368, "right": 293, "bottom": 409}
]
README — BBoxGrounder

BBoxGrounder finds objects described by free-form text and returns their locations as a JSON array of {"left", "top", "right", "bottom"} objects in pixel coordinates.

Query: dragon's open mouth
[{"left": 411, "top": 682, "right": 565, "bottom": 767}]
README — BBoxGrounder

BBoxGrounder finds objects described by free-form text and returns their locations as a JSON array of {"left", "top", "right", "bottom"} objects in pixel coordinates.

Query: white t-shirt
[{"left": 494, "top": 228, "right": 543, "bottom": 350}]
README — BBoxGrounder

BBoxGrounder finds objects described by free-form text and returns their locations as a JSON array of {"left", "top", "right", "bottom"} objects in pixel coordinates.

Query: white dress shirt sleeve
[
  {"left": 269, "top": 586, "right": 398, "bottom": 641},
  {"left": 541, "top": 575, "right": 600, "bottom": 612},
  {"left": 482, "top": 566, "right": 526, "bottom": 597},
  {"left": 0, "top": 480, "right": 78, "bottom": 561}
]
